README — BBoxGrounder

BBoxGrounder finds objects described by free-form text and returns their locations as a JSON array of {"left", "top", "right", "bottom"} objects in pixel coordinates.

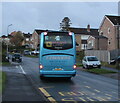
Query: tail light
[
  {"left": 73, "top": 65, "right": 77, "bottom": 69},
  {"left": 69, "top": 32, "right": 72, "bottom": 35},
  {"left": 39, "top": 65, "right": 43, "bottom": 69},
  {"left": 44, "top": 32, "right": 47, "bottom": 35}
]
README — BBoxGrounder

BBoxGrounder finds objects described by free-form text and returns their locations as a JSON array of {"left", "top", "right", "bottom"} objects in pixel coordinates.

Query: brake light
[
  {"left": 69, "top": 32, "right": 72, "bottom": 35},
  {"left": 73, "top": 65, "right": 77, "bottom": 69},
  {"left": 44, "top": 32, "right": 47, "bottom": 35},
  {"left": 39, "top": 65, "right": 43, "bottom": 69}
]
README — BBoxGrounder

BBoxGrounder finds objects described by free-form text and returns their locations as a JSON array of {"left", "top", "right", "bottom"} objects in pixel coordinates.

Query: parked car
[
  {"left": 5, "top": 53, "right": 10, "bottom": 62},
  {"left": 24, "top": 50, "right": 31, "bottom": 55},
  {"left": 31, "top": 50, "right": 39, "bottom": 55},
  {"left": 109, "top": 56, "right": 120, "bottom": 65},
  {"left": 82, "top": 56, "right": 101, "bottom": 69},
  {"left": 12, "top": 53, "right": 22, "bottom": 62}
]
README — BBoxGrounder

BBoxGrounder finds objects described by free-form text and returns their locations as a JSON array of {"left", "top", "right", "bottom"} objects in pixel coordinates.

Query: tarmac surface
[{"left": 1, "top": 57, "right": 119, "bottom": 102}]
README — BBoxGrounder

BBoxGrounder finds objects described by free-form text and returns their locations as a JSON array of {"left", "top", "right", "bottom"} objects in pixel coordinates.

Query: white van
[{"left": 82, "top": 56, "right": 101, "bottom": 69}]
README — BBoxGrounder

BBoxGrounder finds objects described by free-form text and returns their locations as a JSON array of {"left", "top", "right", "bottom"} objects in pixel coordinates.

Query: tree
[
  {"left": 60, "top": 17, "right": 72, "bottom": 31},
  {"left": 10, "top": 31, "right": 24, "bottom": 47}
]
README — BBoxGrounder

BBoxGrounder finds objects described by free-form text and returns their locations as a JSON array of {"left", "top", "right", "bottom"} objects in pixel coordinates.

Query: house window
[
  {"left": 91, "top": 40, "right": 94, "bottom": 46},
  {"left": 26, "top": 38, "right": 29, "bottom": 41},
  {"left": 108, "top": 40, "right": 111, "bottom": 45},
  {"left": 108, "top": 28, "right": 110, "bottom": 34},
  {"left": 100, "top": 31, "right": 103, "bottom": 35}
]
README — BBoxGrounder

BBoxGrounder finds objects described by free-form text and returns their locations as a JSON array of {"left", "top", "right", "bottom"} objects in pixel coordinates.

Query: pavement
[
  {"left": 102, "top": 66, "right": 120, "bottom": 72},
  {"left": 101, "top": 66, "right": 120, "bottom": 80},
  {"left": 1, "top": 66, "right": 47, "bottom": 102}
]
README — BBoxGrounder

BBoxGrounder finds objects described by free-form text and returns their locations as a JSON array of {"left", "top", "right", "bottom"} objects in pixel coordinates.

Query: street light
[
  {"left": 6, "top": 24, "right": 12, "bottom": 54},
  {"left": 117, "top": 22, "right": 120, "bottom": 50}
]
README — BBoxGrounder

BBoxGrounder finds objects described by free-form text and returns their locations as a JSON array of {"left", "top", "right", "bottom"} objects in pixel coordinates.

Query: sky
[{"left": 1, "top": 1, "right": 118, "bottom": 36}]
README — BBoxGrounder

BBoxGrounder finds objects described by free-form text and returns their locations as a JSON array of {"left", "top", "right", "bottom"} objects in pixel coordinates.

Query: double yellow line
[{"left": 39, "top": 88, "right": 57, "bottom": 103}]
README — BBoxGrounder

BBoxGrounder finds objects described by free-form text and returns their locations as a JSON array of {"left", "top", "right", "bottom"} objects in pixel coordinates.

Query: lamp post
[
  {"left": 117, "top": 22, "right": 120, "bottom": 50},
  {"left": 6, "top": 24, "right": 12, "bottom": 54}
]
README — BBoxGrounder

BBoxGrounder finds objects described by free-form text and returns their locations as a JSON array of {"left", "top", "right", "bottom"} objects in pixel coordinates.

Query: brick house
[
  {"left": 87, "top": 35, "right": 108, "bottom": 50},
  {"left": 31, "top": 27, "right": 99, "bottom": 51},
  {"left": 99, "top": 15, "right": 120, "bottom": 50},
  {"left": 1, "top": 34, "right": 13, "bottom": 46},
  {"left": 68, "top": 24, "right": 99, "bottom": 51},
  {"left": 22, "top": 33, "right": 32, "bottom": 48},
  {"left": 31, "top": 29, "right": 46, "bottom": 50},
  {"left": 0, "top": 35, "right": 8, "bottom": 44}
]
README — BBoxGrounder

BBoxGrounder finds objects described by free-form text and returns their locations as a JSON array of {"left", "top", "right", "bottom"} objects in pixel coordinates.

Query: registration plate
[
  {"left": 93, "top": 65, "right": 97, "bottom": 67},
  {"left": 54, "top": 68, "right": 62, "bottom": 70}
]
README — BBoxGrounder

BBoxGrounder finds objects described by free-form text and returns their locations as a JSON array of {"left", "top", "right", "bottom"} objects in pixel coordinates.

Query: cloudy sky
[{"left": 1, "top": 1, "right": 118, "bottom": 36}]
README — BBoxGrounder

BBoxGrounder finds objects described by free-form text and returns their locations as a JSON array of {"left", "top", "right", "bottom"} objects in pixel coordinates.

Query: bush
[
  {"left": 1, "top": 42, "right": 9, "bottom": 62},
  {"left": 2, "top": 54, "right": 8, "bottom": 62},
  {"left": 76, "top": 50, "right": 85, "bottom": 60}
]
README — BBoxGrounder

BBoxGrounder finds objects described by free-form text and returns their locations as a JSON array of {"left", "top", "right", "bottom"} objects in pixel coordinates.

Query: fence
[
  {"left": 85, "top": 50, "right": 110, "bottom": 62},
  {"left": 85, "top": 49, "right": 120, "bottom": 62},
  {"left": 110, "top": 49, "right": 120, "bottom": 59}
]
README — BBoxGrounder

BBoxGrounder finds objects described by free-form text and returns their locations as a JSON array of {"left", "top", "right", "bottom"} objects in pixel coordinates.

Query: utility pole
[
  {"left": 6, "top": 24, "right": 12, "bottom": 54},
  {"left": 116, "top": 22, "right": 120, "bottom": 70}
]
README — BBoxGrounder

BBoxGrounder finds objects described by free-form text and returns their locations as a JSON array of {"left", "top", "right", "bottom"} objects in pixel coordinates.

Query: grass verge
[
  {"left": 0, "top": 71, "right": 6, "bottom": 94},
  {"left": 85, "top": 68, "right": 117, "bottom": 74},
  {"left": 76, "top": 63, "right": 83, "bottom": 67},
  {"left": 0, "top": 62, "right": 11, "bottom": 66},
  {"left": 24, "top": 55, "right": 38, "bottom": 58},
  {"left": 101, "top": 62, "right": 117, "bottom": 69}
]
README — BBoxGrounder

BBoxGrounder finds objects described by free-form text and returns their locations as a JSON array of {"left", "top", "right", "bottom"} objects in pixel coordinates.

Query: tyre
[
  {"left": 66, "top": 77, "right": 71, "bottom": 80},
  {"left": 86, "top": 65, "right": 89, "bottom": 69},
  {"left": 83, "top": 65, "right": 85, "bottom": 68},
  {"left": 98, "top": 65, "right": 101, "bottom": 69},
  {"left": 84, "top": 65, "right": 88, "bottom": 69},
  {"left": 12, "top": 58, "right": 14, "bottom": 61},
  {"left": 40, "top": 75, "right": 45, "bottom": 80}
]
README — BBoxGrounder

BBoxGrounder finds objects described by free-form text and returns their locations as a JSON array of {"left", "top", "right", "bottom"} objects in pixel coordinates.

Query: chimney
[{"left": 87, "top": 24, "right": 90, "bottom": 32}]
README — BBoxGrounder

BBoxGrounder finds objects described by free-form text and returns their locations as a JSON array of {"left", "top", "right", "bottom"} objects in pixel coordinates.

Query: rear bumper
[
  {"left": 87, "top": 65, "right": 101, "bottom": 68},
  {"left": 40, "top": 70, "right": 76, "bottom": 77}
]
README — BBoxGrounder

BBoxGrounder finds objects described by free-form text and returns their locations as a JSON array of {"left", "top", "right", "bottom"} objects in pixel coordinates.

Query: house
[
  {"left": 99, "top": 15, "right": 120, "bottom": 50},
  {"left": 1, "top": 35, "right": 7, "bottom": 44},
  {"left": 87, "top": 35, "right": 108, "bottom": 50},
  {"left": 22, "top": 33, "right": 32, "bottom": 48},
  {"left": 31, "top": 29, "right": 46, "bottom": 50},
  {"left": 68, "top": 24, "right": 99, "bottom": 51},
  {"left": 1, "top": 35, "right": 12, "bottom": 45},
  {"left": 32, "top": 26, "right": 99, "bottom": 51}
]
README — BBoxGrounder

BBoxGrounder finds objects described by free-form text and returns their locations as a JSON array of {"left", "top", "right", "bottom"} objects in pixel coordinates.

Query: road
[{"left": 3, "top": 56, "right": 119, "bottom": 102}]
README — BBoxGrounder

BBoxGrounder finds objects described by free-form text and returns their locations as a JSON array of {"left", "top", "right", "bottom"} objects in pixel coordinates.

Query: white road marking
[
  {"left": 16, "top": 66, "right": 18, "bottom": 68},
  {"left": 94, "top": 89, "right": 100, "bottom": 93},
  {"left": 86, "top": 97, "right": 94, "bottom": 101},
  {"left": 19, "top": 65, "right": 26, "bottom": 74},
  {"left": 105, "top": 94, "right": 112, "bottom": 97},
  {"left": 85, "top": 86, "right": 91, "bottom": 88}
]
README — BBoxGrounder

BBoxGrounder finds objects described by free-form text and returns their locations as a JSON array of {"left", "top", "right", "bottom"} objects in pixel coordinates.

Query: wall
[
  {"left": 31, "top": 31, "right": 39, "bottom": 49},
  {"left": 95, "top": 38, "right": 108, "bottom": 50},
  {"left": 110, "top": 49, "right": 120, "bottom": 59},
  {"left": 75, "top": 34, "right": 81, "bottom": 51}
]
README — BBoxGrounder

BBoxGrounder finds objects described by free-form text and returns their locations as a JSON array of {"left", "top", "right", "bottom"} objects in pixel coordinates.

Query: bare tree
[
  {"left": 10, "top": 31, "right": 24, "bottom": 47},
  {"left": 60, "top": 17, "right": 72, "bottom": 31}
]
